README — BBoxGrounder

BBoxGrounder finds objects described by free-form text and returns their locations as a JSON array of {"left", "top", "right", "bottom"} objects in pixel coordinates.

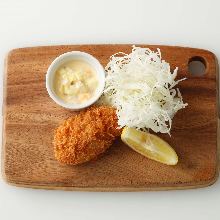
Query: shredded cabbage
[{"left": 100, "top": 46, "right": 188, "bottom": 134}]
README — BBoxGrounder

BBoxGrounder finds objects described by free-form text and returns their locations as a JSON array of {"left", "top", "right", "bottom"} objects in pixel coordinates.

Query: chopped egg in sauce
[{"left": 53, "top": 60, "right": 99, "bottom": 104}]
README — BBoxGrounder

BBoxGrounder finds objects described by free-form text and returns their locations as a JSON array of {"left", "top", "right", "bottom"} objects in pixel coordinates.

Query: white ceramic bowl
[{"left": 46, "top": 51, "right": 105, "bottom": 110}]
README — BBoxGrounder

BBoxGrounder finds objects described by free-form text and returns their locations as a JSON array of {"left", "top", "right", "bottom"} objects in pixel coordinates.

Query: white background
[{"left": 0, "top": 0, "right": 219, "bottom": 219}]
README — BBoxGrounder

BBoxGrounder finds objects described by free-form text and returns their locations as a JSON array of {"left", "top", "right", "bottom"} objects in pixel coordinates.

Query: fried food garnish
[{"left": 54, "top": 106, "right": 121, "bottom": 165}]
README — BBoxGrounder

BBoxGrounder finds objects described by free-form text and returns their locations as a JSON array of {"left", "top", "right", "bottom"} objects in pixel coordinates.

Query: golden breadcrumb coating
[{"left": 53, "top": 106, "right": 121, "bottom": 165}]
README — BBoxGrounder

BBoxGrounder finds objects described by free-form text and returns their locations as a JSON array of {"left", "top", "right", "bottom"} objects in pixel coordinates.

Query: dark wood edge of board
[
  {"left": 5, "top": 44, "right": 218, "bottom": 57},
  {"left": 1, "top": 45, "right": 219, "bottom": 191},
  {"left": 215, "top": 54, "right": 220, "bottom": 119},
  {"left": 2, "top": 171, "right": 219, "bottom": 191}
]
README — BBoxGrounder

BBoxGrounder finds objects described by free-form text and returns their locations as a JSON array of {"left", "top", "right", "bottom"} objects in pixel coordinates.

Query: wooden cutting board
[{"left": 2, "top": 45, "right": 219, "bottom": 191}]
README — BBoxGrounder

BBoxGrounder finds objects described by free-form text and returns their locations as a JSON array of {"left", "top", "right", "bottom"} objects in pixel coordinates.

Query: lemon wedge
[{"left": 121, "top": 127, "right": 178, "bottom": 165}]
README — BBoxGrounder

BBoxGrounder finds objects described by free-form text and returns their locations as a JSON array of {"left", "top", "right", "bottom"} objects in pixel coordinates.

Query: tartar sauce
[{"left": 53, "top": 60, "right": 98, "bottom": 104}]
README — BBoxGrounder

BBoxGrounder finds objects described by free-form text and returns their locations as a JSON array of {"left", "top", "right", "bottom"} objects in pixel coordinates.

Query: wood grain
[{"left": 2, "top": 45, "right": 219, "bottom": 191}]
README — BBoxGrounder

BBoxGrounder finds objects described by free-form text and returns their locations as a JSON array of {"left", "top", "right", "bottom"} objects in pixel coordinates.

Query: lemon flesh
[{"left": 121, "top": 127, "right": 178, "bottom": 165}]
